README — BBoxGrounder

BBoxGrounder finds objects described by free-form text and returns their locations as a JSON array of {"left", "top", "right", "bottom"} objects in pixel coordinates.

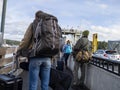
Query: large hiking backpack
[{"left": 32, "top": 12, "right": 62, "bottom": 57}]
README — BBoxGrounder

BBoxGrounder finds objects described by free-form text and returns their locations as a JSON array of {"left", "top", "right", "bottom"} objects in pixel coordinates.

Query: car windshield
[
  {"left": 105, "top": 51, "right": 117, "bottom": 54},
  {"left": 94, "top": 50, "right": 104, "bottom": 54}
]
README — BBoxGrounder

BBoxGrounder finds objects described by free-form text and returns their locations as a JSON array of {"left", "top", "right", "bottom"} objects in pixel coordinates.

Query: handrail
[
  {"left": 90, "top": 56, "right": 120, "bottom": 76},
  {"left": 0, "top": 53, "right": 19, "bottom": 75}
]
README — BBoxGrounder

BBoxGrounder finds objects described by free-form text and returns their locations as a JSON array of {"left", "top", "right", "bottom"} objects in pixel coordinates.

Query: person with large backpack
[
  {"left": 72, "top": 30, "right": 91, "bottom": 89},
  {"left": 16, "top": 10, "right": 62, "bottom": 90}
]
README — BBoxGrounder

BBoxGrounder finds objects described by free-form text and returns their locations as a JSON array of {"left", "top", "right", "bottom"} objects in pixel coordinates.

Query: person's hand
[{"left": 16, "top": 50, "right": 21, "bottom": 57}]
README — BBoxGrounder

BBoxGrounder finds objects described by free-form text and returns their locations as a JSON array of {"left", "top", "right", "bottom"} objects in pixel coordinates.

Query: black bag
[
  {"left": 32, "top": 12, "right": 62, "bottom": 57},
  {"left": 49, "top": 68, "right": 72, "bottom": 90},
  {"left": 20, "top": 62, "right": 29, "bottom": 71},
  {"left": 0, "top": 74, "right": 23, "bottom": 90},
  {"left": 56, "top": 60, "right": 64, "bottom": 71}
]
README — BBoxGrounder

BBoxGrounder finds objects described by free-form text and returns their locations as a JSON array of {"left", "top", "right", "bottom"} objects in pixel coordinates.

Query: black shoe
[
  {"left": 72, "top": 84, "right": 80, "bottom": 87},
  {"left": 79, "top": 83, "right": 84, "bottom": 87},
  {"left": 79, "top": 83, "right": 86, "bottom": 89},
  {"left": 71, "top": 84, "right": 78, "bottom": 89}
]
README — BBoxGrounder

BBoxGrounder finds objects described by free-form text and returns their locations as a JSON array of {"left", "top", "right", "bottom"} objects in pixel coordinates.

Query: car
[{"left": 93, "top": 49, "right": 120, "bottom": 60}]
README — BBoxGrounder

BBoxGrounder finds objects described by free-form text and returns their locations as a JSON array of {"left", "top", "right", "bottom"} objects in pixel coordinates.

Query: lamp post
[{"left": 0, "top": 0, "right": 7, "bottom": 46}]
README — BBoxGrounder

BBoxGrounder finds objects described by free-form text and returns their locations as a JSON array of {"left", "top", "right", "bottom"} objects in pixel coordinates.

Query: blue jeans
[{"left": 29, "top": 57, "right": 51, "bottom": 90}]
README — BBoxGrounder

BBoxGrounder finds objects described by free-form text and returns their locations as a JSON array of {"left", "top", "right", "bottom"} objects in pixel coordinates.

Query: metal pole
[{"left": 0, "top": 0, "right": 7, "bottom": 46}]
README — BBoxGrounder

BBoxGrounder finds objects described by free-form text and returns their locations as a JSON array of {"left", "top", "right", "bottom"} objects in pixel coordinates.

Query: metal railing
[
  {"left": 0, "top": 53, "right": 19, "bottom": 74},
  {"left": 90, "top": 56, "right": 120, "bottom": 76}
]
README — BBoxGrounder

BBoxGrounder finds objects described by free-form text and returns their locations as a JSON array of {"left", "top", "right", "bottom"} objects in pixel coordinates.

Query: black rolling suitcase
[
  {"left": 0, "top": 74, "right": 22, "bottom": 90},
  {"left": 56, "top": 60, "right": 64, "bottom": 71},
  {"left": 0, "top": 53, "right": 23, "bottom": 90}
]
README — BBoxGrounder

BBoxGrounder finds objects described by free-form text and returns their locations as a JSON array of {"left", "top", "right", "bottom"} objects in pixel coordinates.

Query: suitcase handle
[
  {"left": 0, "top": 53, "right": 19, "bottom": 75},
  {"left": 8, "top": 53, "right": 19, "bottom": 75}
]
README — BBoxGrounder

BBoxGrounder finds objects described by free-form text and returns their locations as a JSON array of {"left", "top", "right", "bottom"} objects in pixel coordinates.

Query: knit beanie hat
[{"left": 82, "top": 30, "right": 89, "bottom": 36}]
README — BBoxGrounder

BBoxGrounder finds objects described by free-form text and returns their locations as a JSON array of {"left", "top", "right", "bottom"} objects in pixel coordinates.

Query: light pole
[{"left": 0, "top": 0, "right": 7, "bottom": 46}]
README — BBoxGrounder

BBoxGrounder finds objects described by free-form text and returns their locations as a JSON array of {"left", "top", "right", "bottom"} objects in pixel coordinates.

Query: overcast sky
[{"left": 0, "top": 0, "right": 120, "bottom": 42}]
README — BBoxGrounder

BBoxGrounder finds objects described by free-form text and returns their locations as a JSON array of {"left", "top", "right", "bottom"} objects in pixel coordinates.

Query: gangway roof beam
[{"left": 62, "top": 29, "right": 81, "bottom": 44}]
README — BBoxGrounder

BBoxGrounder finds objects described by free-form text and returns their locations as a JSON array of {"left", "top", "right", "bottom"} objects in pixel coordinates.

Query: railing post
[
  {"left": 107, "top": 63, "right": 109, "bottom": 70},
  {"left": 112, "top": 63, "right": 114, "bottom": 72},
  {"left": 118, "top": 64, "right": 120, "bottom": 75}
]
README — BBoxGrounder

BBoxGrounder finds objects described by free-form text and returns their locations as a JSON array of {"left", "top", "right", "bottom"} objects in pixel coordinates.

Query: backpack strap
[
  {"left": 34, "top": 19, "right": 43, "bottom": 41},
  {"left": 79, "top": 40, "right": 89, "bottom": 51}
]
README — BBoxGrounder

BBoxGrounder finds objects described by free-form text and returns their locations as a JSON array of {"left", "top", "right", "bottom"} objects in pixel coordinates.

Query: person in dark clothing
[{"left": 72, "top": 30, "right": 91, "bottom": 87}]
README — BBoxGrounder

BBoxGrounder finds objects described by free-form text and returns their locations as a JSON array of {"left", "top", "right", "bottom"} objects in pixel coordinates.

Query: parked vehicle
[{"left": 93, "top": 49, "right": 120, "bottom": 60}]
